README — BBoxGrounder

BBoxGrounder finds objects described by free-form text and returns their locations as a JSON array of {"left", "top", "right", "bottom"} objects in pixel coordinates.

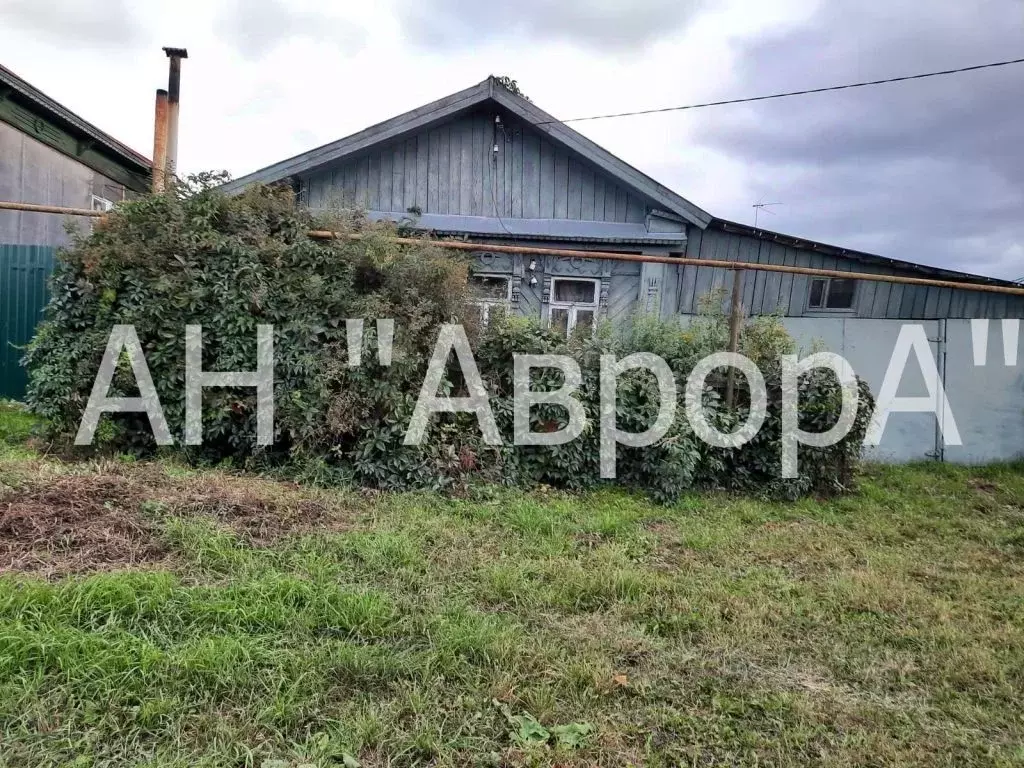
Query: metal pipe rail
[
  {"left": 2, "top": 199, "right": 1022, "bottom": 297},
  {"left": 314, "top": 232, "right": 1024, "bottom": 297}
]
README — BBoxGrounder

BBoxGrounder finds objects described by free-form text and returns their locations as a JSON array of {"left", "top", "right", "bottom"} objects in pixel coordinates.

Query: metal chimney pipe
[
  {"left": 151, "top": 89, "right": 169, "bottom": 192},
  {"left": 162, "top": 47, "right": 188, "bottom": 183}
]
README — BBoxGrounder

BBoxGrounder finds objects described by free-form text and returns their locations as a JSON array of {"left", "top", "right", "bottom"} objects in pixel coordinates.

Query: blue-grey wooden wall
[
  {"left": 676, "top": 225, "right": 1024, "bottom": 320},
  {"left": 469, "top": 246, "right": 643, "bottom": 327},
  {"left": 301, "top": 108, "right": 651, "bottom": 224}
]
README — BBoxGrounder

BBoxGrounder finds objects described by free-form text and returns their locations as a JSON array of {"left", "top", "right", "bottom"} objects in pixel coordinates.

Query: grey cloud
[
  {"left": 394, "top": 0, "right": 704, "bottom": 52},
  {"left": 3, "top": 0, "right": 145, "bottom": 48},
  {"left": 216, "top": 0, "right": 365, "bottom": 60},
  {"left": 692, "top": 0, "right": 1024, "bottom": 279}
]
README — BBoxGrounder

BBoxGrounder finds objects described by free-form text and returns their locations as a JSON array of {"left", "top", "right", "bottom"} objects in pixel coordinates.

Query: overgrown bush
[{"left": 27, "top": 178, "right": 874, "bottom": 502}]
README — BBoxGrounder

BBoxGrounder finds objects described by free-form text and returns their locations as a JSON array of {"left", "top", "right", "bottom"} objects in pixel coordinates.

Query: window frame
[
  {"left": 91, "top": 195, "right": 114, "bottom": 212},
  {"left": 806, "top": 276, "right": 858, "bottom": 312},
  {"left": 547, "top": 276, "right": 600, "bottom": 336},
  {"left": 469, "top": 273, "right": 512, "bottom": 328}
]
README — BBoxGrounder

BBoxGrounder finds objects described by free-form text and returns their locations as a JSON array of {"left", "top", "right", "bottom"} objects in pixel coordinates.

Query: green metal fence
[{"left": 0, "top": 244, "right": 56, "bottom": 400}]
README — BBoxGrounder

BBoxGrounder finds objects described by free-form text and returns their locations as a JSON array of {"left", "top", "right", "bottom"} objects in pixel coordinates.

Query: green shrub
[{"left": 26, "top": 178, "right": 873, "bottom": 502}]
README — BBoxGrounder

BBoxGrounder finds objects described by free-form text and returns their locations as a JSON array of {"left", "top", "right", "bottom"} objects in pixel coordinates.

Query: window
[
  {"left": 88, "top": 196, "right": 114, "bottom": 232},
  {"left": 91, "top": 195, "right": 114, "bottom": 212},
  {"left": 469, "top": 274, "right": 511, "bottom": 327},
  {"left": 808, "top": 277, "right": 857, "bottom": 310},
  {"left": 548, "top": 277, "right": 599, "bottom": 336}
]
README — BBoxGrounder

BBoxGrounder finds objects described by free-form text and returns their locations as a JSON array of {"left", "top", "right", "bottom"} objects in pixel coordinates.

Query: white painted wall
[
  {"left": 783, "top": 318, "right": 941, "bottom": 462},
  {"left": 784, "top": 317, "right": 1024, "bottom": 464},
  {"left": 676, "top": 314, "right": 1024, "bottom": 464},
  {"left": 942, "top": 320, "right": 1024, "bottom": 463}
]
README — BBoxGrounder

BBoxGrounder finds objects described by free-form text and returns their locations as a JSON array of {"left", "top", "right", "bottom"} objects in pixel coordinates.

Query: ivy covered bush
[{"left": 26, "top": 177, "right": 874, "bottom": 502}]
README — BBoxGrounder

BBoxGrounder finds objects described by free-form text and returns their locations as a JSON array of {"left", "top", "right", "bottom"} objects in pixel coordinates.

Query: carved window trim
[
  {"left": 469, "top": 272, "right": 513, "bottom": 328},
  {"left": 547, "top": 276, "right": 600, "bottom": 336}
]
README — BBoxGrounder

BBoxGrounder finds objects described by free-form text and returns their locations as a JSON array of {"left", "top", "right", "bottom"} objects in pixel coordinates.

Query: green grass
[
  {"left": 0, "top": 401, "right": 41, "bottom": 462},
  {"left": 0, "top": 401, "right": 36, "bottom": 442},
  {"left": 0, "top": 434, "right": 1022, "bottom": 765}
]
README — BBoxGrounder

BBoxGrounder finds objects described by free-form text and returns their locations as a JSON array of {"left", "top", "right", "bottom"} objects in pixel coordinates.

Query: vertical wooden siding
[
  {"left": 676, "top": 226, "right": 1024, "bottom": 320},
  {"left": 302, "top": 109, "right": 650, "bottom": 223}
]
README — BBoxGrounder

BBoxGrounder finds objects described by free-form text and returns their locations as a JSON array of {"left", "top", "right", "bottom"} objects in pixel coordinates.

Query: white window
[
  {"left": 91, "top": 195, "right": 114, "bottom": 212},
  {"left": 548, "top": 277, "right": 599, "bottom": 337},
  {"left": 469, "top": 273, "right": 511, "bottom": 327},
  {"left": 808, "top": 277, "right": 857, "bottom": 311}
]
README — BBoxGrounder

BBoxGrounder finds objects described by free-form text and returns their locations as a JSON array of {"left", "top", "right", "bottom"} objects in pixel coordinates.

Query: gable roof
[
  {"left": 220, "top": 77, "right": 1017, "bottom": 290},
  {"left": 220, "top": 76, "right": 713, "bottom": 228},
  {"left": 0, "top": 64, "right": 151, "bottom": 191}
]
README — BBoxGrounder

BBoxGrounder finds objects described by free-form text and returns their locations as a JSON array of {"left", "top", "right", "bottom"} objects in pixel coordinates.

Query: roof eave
[
  {"left": 220, "top": 79, "right": 493, "bottom": 194},
  {"left": 713, "top": 218, "right": 1020, "bottom": 288},
  {"left": 0, "top": 64, "right": 151, "bottom": 176}
]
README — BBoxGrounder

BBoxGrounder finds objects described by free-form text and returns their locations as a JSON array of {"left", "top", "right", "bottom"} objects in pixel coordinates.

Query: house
[
  {"left": 0, "top": 63, "right": 151, "bottom": 400},
  {"left": 0, "top": 63, "right": 151, "bottom": 247},
  {"left": 222, "top": 76, "right": 1024, "bottom": 331}
]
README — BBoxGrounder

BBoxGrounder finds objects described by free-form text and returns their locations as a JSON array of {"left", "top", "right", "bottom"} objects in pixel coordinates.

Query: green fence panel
[{"left": 0, "top": 244, "right": 56, "bottom": 400}]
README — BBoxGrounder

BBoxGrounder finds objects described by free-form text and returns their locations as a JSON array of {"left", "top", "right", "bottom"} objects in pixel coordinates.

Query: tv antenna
[{"left": 752, "top": 200, "right": 782, "bottom": 228}]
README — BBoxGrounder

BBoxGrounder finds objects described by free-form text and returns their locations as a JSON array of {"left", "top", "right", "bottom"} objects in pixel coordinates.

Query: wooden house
[
  {"left": 222, "top": 76, "right": 1024, "bottom": 329},
  {"left": 0, "top": 64, "right": 151, "bottom": 248}
]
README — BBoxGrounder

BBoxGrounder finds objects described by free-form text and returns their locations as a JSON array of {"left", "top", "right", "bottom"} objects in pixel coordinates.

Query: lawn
[{"left": 0, "top": 403, "right": 1022, "bottom": 766}]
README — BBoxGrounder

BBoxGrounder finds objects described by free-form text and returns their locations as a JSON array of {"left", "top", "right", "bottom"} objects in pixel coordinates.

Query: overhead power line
[{"left": 538, "top": 56, "right": 1024, "bottom": 124}]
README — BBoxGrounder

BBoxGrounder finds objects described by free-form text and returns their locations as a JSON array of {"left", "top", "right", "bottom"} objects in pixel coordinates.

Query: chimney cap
[{"left": 162, "top": 47, "right": 189, "bottom": 58}]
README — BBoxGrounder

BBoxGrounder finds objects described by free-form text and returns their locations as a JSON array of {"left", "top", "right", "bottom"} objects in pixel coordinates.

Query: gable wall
[
  {"left": 675, "top": 225, "right": 1024, "bottom": 320},
  {"left": 0, "top": 121, "right": 128, "bottom": 247},
  {"left": 301, "top": 107, "right": 652, "bottom": 223}
]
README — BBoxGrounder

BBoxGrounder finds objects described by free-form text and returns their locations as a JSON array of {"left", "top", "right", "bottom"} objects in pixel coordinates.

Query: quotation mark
[
  {"left": 346, "top": 319, "right": 395, "bottom": 368},
  {"left": 971, "top": 319, "right": 1019, "bottom": 367}
]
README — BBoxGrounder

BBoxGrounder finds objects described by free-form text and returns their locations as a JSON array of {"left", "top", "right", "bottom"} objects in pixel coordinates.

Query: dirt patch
[
  {"left": 0, "top": 474, "right": 170, "bottom": 578},
  {"left": 644, "top": 520, "right": 703, "bottom": 570},
  {"left": 968, "top": 478, "right": 999, "bottom": 494},
  {"left": 170, "top": 473, "right": 357, "bottom": 544},
  {"left": 0, "top": 463, "right": 367, "bottom": 577}
]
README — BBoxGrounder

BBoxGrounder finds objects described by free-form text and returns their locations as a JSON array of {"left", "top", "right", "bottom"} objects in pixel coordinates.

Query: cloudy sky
[{"left": 2, "top": 0, "right": 1022, "bottom": 278}]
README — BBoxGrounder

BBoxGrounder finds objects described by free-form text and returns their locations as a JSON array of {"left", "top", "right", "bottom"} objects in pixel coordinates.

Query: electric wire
[{"left": 536, "top": 57, "right": 1024, "bottom": 124}]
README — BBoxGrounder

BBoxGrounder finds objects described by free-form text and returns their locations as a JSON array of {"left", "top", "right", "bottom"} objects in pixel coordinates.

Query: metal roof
[
  {"left": 359, "top": 211, "right": 688, "bottom": 245},
  {"left": 713, "top": 219, "right": 1022, "bottom": 289}
]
